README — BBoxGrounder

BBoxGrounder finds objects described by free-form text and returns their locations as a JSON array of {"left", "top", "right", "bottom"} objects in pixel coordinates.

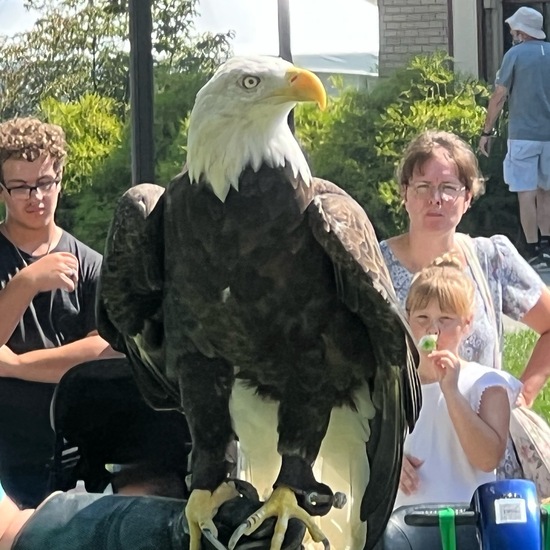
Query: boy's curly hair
[{"left": 0, "top": 117, "right": 67, "bottom": 180}]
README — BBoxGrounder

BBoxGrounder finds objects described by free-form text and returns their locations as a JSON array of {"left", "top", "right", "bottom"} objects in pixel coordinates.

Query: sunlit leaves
[{"left": 40, "top": 93, "right": 123, "bottom": 194}]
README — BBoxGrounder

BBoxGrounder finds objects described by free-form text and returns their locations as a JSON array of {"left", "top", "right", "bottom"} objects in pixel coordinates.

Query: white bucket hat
[{"left": 505, "top": 7, "right": 546, "bottom": 40}]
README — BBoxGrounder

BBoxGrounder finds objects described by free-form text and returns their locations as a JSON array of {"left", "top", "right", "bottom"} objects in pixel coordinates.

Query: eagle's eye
[{"left": 240, "top": 75, "right": 261, "bottom": 90}]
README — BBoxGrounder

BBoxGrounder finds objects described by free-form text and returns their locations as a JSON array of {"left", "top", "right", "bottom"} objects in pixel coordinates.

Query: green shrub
[
  {"left": 297, "top": 77, "right": 395, "bottom": 236},
  {"left": 69, "top": 71, "right": 207, "bottom": 251},
  {"left": 40, "top": 93, "right": 123, "bottom": 195},
  {"left": 296, "top": 52, "right": 519, "bottom": 242},
  {"left": 69, "top": 134, "right": 132, "bottom": 252}
]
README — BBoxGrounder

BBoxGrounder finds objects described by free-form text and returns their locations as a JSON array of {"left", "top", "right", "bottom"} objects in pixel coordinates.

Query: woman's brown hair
[{"left": 397, "top": 130, "right": 485, "bottom": 199}]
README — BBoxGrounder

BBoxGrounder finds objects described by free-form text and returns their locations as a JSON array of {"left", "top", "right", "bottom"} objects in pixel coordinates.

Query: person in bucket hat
[
  {"left": 505, "top": 6, "right": 546, "bottom": 41},
  {"left": 479, "top": 7, "right": 550, "bottom": 272}
]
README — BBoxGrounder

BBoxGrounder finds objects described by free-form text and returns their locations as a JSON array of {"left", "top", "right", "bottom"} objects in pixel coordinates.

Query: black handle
[{"left": 405, "top": 507, "right": 478, "bottom": 527}]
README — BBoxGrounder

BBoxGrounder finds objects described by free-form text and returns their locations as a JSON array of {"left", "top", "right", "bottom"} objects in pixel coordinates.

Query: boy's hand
[
  {"left": 428, "top": 349, "right": 461, "bottom": 393},
  {"left": 399, "top": 454, "right": 424, "bottom": 495},
  {"left": 17, "top": 252, "right": 79, "bottom": 293}
]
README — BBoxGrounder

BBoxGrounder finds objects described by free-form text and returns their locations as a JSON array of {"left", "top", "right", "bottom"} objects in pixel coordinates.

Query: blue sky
[{"left": 0, "top": 0, "right": 379, "bottom": 54}]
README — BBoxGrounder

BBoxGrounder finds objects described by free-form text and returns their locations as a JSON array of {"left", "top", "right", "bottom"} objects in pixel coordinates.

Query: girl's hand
[
  {"left": 516, "top": 391, "right": 533, "bottom": 408},
  {"left": 399, "top": 454, "right": 424, "bottom": 495},
  {"left": 428, "top": 349, "right": 461, "bottom": 393}
]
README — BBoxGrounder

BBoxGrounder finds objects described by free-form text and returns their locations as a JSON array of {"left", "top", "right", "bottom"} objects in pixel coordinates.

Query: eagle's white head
[{"left": 187, "top": 55, "right": 327, "bottom": 202}]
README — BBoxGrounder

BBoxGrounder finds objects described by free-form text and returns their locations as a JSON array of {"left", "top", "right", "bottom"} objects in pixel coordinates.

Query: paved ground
[
  {"left": 538, "top": 269, "right": 550, "bottom": 286},
  {"left": 503, "top": 267, "right": 550, "bottom": 333}
]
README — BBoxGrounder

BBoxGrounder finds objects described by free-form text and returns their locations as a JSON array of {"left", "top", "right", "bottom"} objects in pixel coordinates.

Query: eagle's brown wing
[
  {"left": 307, "top": 177, "right": 421, "bottom": 550},
  {"left": 97, "top": 183, "right": 181, "bottom": 410}
]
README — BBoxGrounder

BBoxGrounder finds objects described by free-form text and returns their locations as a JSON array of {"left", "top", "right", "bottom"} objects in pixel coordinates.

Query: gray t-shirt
[
  {"left": 0, "top": 230, "right": 101, "bottom": 352},
  {"left": 0, "top": 230, "right": 102, "bottom": 507},
  {"left": 495, "top": 40, "right": 550, "bottom": 141},
  {"left": 380, "top": 234, "right": 545, "bottom": 369}
]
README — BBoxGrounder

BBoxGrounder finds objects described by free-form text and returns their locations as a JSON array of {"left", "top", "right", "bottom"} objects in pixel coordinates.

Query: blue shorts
[{"left": 504, "top": 140, "right": 550, "bottom": 192}]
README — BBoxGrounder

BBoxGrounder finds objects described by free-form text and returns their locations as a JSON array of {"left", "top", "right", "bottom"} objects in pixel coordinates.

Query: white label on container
[{"left": 494, "top": 498, "right": 527, "bottom": 524}]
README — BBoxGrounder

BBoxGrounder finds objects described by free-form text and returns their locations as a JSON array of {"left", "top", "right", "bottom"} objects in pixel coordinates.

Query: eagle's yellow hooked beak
[{"left": 273, "top": 66, "right": 327, "bottom": 110}]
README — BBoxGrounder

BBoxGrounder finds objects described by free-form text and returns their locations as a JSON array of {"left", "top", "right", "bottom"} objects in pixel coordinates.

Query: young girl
[{"left": 394, "top": 254, "right": 522, "bottom": 508}]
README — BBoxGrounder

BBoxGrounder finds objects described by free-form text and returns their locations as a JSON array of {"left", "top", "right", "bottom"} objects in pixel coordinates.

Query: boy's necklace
[{"left": 0, "top": 222, "right": 55, "bottom": 265}]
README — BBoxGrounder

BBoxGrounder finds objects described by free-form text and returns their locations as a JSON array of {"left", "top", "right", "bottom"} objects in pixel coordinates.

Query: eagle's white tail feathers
[{"left": 229, "top": 380, "right": 375, "bottom": 549}]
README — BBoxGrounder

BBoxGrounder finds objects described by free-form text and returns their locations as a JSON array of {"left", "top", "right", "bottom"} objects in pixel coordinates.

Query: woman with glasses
[
  {"left": 379, "top": 130, "right": 550, "bottom": 418},
  {"left": 380, "top": 131, "right": 550, "bottom": 485}
]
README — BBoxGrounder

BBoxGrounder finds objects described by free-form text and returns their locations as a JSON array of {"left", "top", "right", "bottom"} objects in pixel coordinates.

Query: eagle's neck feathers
[{"left": 187, "top": 108, "right": 311, "bottom": 202}]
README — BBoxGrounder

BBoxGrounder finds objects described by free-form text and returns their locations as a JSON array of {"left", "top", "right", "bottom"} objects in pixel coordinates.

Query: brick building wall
[{"left": 378, "top": 0, "right": 451, "bottom": 76}]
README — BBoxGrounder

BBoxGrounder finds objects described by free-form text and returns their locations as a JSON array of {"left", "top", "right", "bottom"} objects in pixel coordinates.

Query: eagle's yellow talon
[
  {"left": 186, "top": 483, "right": 239, "bottom": 550},
  {"left": 228, "top": 486, "right": 327, "bottom": 550}
]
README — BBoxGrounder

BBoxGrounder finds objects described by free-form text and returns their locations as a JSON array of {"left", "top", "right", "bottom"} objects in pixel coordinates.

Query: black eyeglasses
[{"left": 0, "top": 178, "right": 61, "bottom": 201}]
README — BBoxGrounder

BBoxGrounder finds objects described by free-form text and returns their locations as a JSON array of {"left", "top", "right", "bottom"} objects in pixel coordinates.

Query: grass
[{"left": 503, "top": 330, "right": 550, "bottom": 421}]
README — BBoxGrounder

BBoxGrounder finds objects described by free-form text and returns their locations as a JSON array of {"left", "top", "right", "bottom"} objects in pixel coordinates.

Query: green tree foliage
[
  {"left": 1, "top": 0, "right": 129, "bottom": 116},
  {"left": 70, "top": 71, "right": 207, "bottom": 251},
  {"left": 68, "top": 134, "right": 132, "bottom": 253},
  {"left": 296, "top": 52, "right": 505, "bottom": 240},
  {"left": 40, "top": 93, "right": 123, "bottom": 194},
  {"left": 0, "top": 0, "right": 233, "bottom": 118},
  {"left": 0, "top": 0, "right": 234, "bottom": 250},
  {"left": 37, "top": 93, "right": 124, "bottom": 236},
  {"left": 296, "top": 77, "right": 394, "bottom": 236}
]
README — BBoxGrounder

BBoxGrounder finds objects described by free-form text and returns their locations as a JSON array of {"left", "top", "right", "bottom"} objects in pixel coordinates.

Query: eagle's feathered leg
[
  {"left": 229, "top": 383, "right": 338, "bottom": 549},
  {"left": 167, "top": 346, "right": 235, "bottom": 549}
]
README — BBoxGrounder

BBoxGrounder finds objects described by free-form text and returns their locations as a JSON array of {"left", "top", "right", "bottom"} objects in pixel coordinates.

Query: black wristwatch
[{"left": 481, "top": 130, "right": 494, "bottom": 137}]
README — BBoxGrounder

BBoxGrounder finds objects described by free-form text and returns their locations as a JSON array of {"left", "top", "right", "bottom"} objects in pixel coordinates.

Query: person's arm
[
  {"left": 516, "top": 288, "right": 550, "bottom": 407},
  {"left": 488, "top": 235, "right": 550, "bottom": 406},
  {"left": 0, "top": 274, "right": 40, "bottom": 346},
  {"left": 479, "top": 84, "right": 508, "bottom": 157},
  {"left": 0, "top": 252, "right": 79, "bottom": 346},
  {"left": 0, "top": 332, "right": 124, "bottom": 383},
  {"left": 445, "top": 386, "right": 510, "bottom": 471},
  {"left": 431, "top": 350, "right": 510, "bottom": 471},
  {"left": 0, "top": 491, "right": 34, "bottom": 550}
]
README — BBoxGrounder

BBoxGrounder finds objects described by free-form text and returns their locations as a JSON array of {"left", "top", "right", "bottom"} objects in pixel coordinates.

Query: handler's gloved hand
[{"left": 173, "top": 479, "right": 306, "bottom": 550}]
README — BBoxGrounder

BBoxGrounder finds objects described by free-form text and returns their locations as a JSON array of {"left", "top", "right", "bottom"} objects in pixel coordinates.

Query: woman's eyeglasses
[{"left": 409, "top": 182, "right": 466, "bottom": 202}]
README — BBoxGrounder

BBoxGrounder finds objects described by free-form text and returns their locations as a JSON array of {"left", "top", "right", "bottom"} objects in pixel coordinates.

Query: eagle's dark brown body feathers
[{"left": 99, "top": 163, "right": 420, "bottom": 549}]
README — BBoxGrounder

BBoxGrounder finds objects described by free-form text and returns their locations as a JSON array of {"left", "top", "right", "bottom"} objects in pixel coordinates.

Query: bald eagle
[{"left": 98, "top": 56, "right": 420, "bottom": 550}]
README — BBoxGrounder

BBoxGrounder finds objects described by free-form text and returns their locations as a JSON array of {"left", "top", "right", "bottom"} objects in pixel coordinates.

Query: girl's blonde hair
[{"left": 406, "top": 253, "right": 475, "bottom": 319}]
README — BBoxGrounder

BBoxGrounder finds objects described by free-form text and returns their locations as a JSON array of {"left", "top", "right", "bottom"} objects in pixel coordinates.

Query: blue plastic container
[{"left": 472, "top": 479, "right": 541, "bottom": 550}]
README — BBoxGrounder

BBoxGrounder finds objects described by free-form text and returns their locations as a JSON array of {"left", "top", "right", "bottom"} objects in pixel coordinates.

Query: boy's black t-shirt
[
  {"left": 0, "top": 230, "right": 102, "bottom": 508},
  {"left": 0, "top": 230, "right": 102, "bottom": 353}
]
